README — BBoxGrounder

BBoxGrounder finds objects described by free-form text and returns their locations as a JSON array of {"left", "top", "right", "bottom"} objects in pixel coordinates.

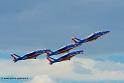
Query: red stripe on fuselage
[
  {"left": 26, "top": 54, "right": 40, "bottom": 59},
  {"left": 59, "top": 54, "right": 76, "bottom": 62},
  {"left": 86, "top": 36, "right": 100, "bottom": 42},
  {"left": 57, "top": 48, "right": 72, "bottom": 54}
]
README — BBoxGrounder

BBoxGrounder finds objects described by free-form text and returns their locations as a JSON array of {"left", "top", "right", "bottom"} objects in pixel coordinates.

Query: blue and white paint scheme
[
  {"left": 47, "top": 50, "right": 83, "bottom": 65},
  {"left": 11, "top": 49, "right": 51, "bottom": 62},
  {"left": 72, "top": 31, "right": 110, "bottom": 43},
  {"left": 46, "top": 43, "right": 81, "bottom": 56}
]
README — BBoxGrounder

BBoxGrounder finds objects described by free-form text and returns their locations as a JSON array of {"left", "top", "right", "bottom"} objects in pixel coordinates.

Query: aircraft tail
[
  {"left": 72, "top": 37, "right": 81, "bottom": 43},
  {"left": 46, "top": 50, "right": 53, "bottom": 55},
  {"left": 46, "top": 56, "right": 56, "bottom": 65},
  {"left": 11, "top": 54, "right": 20, "bottom": 63}
]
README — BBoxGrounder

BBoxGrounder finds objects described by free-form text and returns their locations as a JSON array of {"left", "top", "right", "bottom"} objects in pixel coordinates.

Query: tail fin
[
  {"left": 11, "top": 54, "right": 20, "bottom": 63},
  {"left": 72, "top": 37, "right": 81, "bottom": 43},
  {"left": 46, "top": 50, "right": 53, "bottom": 55},
  {"left": 46, "top": 56, "right": 56, "bottom": 65}
]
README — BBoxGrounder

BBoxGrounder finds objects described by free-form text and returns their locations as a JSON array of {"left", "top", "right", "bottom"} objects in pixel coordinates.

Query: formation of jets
[{"left": 11, "top": 31, "right": 110, "bottom": 65}]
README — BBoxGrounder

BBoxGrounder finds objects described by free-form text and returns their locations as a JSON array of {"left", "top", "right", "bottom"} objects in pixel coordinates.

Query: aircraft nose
[
  {"left": 103, "top": 31, "right": 110, "bottom": 34},
  {"left": 78, "top": 50, "right": 84, "bottom": 54}
]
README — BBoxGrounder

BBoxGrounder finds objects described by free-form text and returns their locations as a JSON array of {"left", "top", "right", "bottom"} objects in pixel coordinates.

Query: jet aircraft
[
  {"left": 46, "top": 43, "right": 82, "bottom": 56},
  {"left": 72, "top": 31, "right": 110, "bottom": 43},
  {"left": 11, "top": 49, "right": 51, "bottom": 63},
  {"left": 47, "top": 50, "right": 83, "bottom": 65}
]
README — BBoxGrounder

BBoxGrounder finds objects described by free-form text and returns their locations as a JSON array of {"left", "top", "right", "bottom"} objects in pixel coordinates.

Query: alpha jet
[
  {"left": 72, "top": 31, "right": 110, "bottom": 43},
  {"left": 46, "top": 43, "right": 82, "bottom": 56},
  {"left": 11, "top": 49, "right": 51, "bottom": 63},
  {"left": 46, "top": 50, "right": 83, "bottom": 65}
]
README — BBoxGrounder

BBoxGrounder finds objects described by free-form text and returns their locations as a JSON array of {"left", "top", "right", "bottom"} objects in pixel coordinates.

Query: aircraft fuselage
[
  {"left": 51, "top": 50, "right": 83, "bottom": 64},
  {"left": 15, "top": 49, "right": 51, "bottom": 62}
]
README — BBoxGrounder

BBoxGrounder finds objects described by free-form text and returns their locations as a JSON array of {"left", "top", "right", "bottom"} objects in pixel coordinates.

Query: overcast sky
[{"left": 0, "top": 0, "right": 124, "bottom": 54}]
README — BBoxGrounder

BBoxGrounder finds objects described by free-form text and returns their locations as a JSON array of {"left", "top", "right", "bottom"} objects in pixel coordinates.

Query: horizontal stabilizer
[
  {"left": 46, "top": 56, "right": 56, "bottom": 65},
  {"left": 11, "top": 54, "right": 20, "bottom": 63},
  {"left": 46, "top": 50, "right": 53, "bottom": 55}
]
